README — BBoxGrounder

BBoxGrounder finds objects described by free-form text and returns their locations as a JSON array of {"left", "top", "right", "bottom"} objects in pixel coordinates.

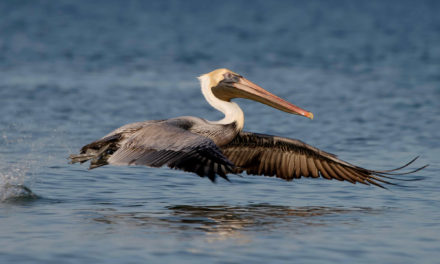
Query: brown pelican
[{"left": 70, "top": 68, "right": 426, "bottom": 187}]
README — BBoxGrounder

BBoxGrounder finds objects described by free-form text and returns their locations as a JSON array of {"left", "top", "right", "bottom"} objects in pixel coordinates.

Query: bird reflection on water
[{"left": 91, "top": 204, "right": 384, "bottom": 241}]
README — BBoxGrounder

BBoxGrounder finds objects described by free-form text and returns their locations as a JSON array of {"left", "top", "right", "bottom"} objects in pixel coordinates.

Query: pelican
[{"left": 70, "top": 68, "right": 426, "bottom": 187}]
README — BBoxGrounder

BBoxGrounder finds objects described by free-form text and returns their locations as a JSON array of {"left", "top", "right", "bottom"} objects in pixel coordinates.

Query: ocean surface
[{"left": 1, "top": 0, "right": 439, "bottom": 263}]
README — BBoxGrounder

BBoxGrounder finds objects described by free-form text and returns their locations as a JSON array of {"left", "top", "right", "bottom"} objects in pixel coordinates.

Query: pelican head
[{"left": 199, "top": 68, "right": 313, "bottom": 119}]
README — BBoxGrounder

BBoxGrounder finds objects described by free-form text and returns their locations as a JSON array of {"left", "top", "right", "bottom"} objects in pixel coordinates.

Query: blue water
[{"left": 1, "top": 0, "right": 439, "bottom": 263}]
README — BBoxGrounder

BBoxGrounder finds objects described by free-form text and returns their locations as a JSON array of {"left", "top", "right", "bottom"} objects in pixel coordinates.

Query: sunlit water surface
[{"left": 1, "top": 1, "right": 439, "bottom": 263}]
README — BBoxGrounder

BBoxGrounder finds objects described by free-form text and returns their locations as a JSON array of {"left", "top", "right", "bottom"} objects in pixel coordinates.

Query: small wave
[
  {"left": 0, "top": 183, "right": 38, "bottom": 202},
  {"left": 0, "top": 165, "right": 38, "bottom": 202}
]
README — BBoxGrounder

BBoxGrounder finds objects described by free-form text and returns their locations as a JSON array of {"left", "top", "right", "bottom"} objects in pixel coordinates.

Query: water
[{"left": 1, "top": 0, "right": 439, "bottom": 263}]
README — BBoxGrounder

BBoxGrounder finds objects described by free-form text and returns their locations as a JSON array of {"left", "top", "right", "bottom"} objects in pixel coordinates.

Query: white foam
[{"left": 0, "top": 164, "right": 34, "bottom": 201}]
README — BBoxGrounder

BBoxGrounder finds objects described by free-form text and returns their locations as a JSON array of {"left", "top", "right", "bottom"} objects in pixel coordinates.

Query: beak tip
[{"left": 307, "top": 112, "right": 314, "bottom": 120}]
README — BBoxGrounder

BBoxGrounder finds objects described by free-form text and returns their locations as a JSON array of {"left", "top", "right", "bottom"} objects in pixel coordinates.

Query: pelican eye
[{"left": 222, "top": 73, "right": 241, "bottom": 83}]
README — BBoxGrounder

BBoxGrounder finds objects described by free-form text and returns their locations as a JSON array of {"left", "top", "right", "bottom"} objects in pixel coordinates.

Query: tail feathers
[
  {"left": 70, "top": 135, "right": 121, "bottom": 169},
  {"left": 69, "top": 153, "right": 96, "bottom": 164},
  {"left": 69, "top": 148, "right": 108, "bottom": 169},
  {"left": 69, "top": 145, "right": 114, "bottom": 169}
]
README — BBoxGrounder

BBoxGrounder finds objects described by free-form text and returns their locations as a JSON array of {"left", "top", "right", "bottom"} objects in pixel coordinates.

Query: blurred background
[{"left": 0, "top": 0, "right": 439, "bottom": 263}]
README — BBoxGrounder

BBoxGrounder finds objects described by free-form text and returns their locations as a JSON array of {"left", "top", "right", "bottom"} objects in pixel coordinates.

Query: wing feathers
[
  {"left": 315, "top": 159, "right": 331, "bottom": 180},
  {"left": 299, "top": 155, "right": 309, "bottom": 177},
  {"left": 308, "top": 157, "right": 319, "bottom": 178},
  {"left": 77, "top": 122, "right": 234, "bottom": 181},
  {"left": 72, "top": 123, "right": 425, "bottom": 187},
  {"left": 294, "top": 155, "right": 301, "bottom": 179},
  {"left": 221, "top": 132, "right": 424, "bottom": 187}
]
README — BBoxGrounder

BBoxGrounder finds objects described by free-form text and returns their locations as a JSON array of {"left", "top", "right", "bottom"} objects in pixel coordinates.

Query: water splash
[
  {"left": 0, "top": 123, "right": 42, "bottom": 202},
  {"left": 0, "top": 164, "right": 38, "bottom": 202}
]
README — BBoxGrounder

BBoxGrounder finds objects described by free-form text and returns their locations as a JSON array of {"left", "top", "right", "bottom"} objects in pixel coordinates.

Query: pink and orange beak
[{"left": 212, "top": 74, "right": 314, "bottom": 120}]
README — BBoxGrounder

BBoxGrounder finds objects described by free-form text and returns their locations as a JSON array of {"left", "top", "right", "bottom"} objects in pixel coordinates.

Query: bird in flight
[{"left": 70, "top": 68, "right": 426, "bottom": 187}]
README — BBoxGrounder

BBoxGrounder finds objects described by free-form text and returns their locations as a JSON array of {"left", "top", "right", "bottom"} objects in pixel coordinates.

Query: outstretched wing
[
  {"left": 221, "top": 132, "right": 425, "bottom": 187},
  {"left": 106, "top": 123, "right": 234, "bottom": 181}
]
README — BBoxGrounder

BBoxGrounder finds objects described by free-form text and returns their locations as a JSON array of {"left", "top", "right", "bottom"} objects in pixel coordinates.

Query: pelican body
[{"left": 70, "top": 68, "right": 425, "bottom": 187}]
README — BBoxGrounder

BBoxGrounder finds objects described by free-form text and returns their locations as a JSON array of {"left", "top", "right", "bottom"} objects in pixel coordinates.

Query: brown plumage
[
  {"left": 221, "top": 132, "right": 426, "bottom": 188},
  {"left": 70, "top": 68, "right": 427, "bottom": 187},
  {"left": 70, "top": 120, "right": 235, "bottom": 182}
]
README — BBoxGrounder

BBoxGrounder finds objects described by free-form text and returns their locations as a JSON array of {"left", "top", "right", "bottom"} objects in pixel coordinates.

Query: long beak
[{"left": 222, "top": 77, "right": 314, "bottom": 119}]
